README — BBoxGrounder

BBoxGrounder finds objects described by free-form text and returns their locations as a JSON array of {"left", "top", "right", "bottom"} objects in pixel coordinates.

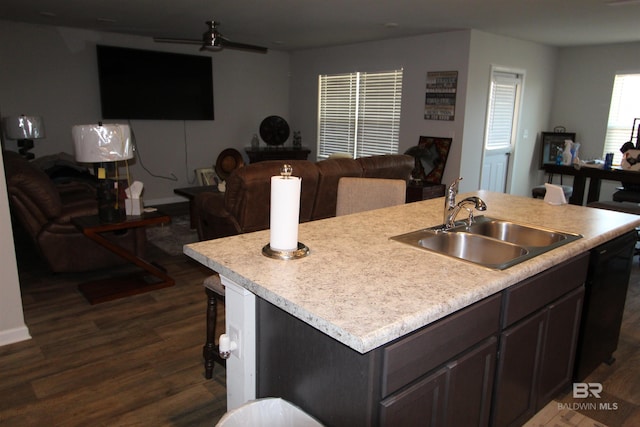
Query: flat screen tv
[{"left": 96, "top": 45, "right": 214, "bottom": 120}]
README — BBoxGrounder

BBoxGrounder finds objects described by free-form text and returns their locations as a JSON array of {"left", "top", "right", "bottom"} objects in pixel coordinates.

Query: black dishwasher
[{"left": 573, "top": 230, "right": 637, "bottom": 382}]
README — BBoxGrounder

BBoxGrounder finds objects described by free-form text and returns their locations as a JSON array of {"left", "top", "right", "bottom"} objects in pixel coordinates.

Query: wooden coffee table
[{"left": 72, "top": 211, "right": 175, "bottom": 304}]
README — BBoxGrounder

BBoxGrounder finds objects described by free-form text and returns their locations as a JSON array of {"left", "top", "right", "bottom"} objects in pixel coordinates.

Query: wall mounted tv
[{"left": 96, "top": 45, "right": 214, "bottom": 120}]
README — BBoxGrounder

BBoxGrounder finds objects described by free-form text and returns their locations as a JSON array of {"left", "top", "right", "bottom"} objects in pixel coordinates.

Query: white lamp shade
[
  {"left": 3, "top": 115, "right": 46, "bottom": 139},
  {"left": 72, "top": 123, "right": 134, "bottom": 162}
]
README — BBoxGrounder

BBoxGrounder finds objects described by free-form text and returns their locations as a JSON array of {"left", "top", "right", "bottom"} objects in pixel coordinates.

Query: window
[
  {"left": 317, "top": 69, "right": 403, "bottom": 159},
  {"left": 485, "top": 71, "right": 522, "bottom": 151},
  {"left": 603, "top": 73, "right": 640, "bottom": 165}
]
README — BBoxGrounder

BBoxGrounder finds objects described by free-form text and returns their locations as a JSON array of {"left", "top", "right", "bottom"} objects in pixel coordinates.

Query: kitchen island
[{"left": 185, "top": 190, "right": 640, "bottom": 426}]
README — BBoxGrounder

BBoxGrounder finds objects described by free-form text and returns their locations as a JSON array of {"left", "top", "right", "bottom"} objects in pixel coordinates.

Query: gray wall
[
  {"left": 290, "top": 30, "right": 559, "bottom": 195},
  {"left": 549, "top": 41, "right": 640, "bottom": 203},
  {"left": 289, "top": 30, "right": 472, "bottom": 188},
  {"left": 0, "top": 151, "right": 30, "bottom": 345},
  {"left": 3, "top": 19, "right": 639, "bottom": 346},
  {"left": 0, "top": 21, "right": 291, "bottom": 203},
  {"left": 464, "top": 31, "right": 558, "bottom": 195}
]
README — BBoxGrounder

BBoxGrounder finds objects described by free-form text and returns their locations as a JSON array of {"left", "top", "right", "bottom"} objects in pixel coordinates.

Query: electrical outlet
[{"left": 229, "top": 324, "right": 241, "bottom": 358}]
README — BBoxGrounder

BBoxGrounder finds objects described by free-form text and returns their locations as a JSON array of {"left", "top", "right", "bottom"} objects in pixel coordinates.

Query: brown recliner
[{"left": 3, "top": 150, "right": 146, "bottom": 273}]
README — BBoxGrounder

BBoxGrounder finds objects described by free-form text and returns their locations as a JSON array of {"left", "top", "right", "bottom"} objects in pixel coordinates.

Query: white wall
[
  {"left": 463, "top": 31, "right": 558, "bottom": 195},
  {"left": 550, "top": 41, "right": 640, "bottom": 202},
  {"left": 0, "top": 21, "right": 291, "bottom": 203},
  {"left": 289, "top": 31, "right": 472, "bottom": 187},
  {"left": 0, "top": 150, "right": 30, "bottom": 346}
]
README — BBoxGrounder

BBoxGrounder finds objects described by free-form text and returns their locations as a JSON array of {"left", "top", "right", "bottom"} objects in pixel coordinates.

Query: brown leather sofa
[
  {"left": 3, "top": 150, "right": 146, "bottom": 273},
  {"left": 194, "top": 154, "right": 414, "bottom": 240}
]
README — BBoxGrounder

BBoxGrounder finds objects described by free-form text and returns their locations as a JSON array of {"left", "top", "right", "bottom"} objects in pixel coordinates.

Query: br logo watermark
[
  {"left": 573, "top": 382, "right": 603, "bottom": 398},
  {"left": 558, "top": 383, "right": 618, "bottom": 411}
]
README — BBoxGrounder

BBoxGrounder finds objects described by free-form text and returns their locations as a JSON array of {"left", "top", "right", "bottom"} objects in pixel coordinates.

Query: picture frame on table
[
  {"left": 540, "top": 132, "right": 576, "bottom": 168},
  {"left": 195, "top": 168, "right": 217, "bottom": 186}
]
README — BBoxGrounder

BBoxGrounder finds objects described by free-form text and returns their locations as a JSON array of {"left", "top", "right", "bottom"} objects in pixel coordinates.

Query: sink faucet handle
[{"left": 448, "top": 177, "right": 463, "bottom": 195}]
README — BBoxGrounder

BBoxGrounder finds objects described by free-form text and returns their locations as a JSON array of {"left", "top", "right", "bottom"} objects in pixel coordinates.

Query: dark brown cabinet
[
  {"left": 255, "top": 253, "right": 590, "bottom": 427},
  {"left": 380, "top": 337, "right": 497, "bottom": 426},
  {"left": 492, "top": 253, "right": 588, "bottom": 427}
]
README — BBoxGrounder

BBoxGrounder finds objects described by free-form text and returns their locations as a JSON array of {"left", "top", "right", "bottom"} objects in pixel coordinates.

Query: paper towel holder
[
  {"left": 262, "top": 242, "right": 310, "bottom": 260},
  {"left": 262, "top": 164, "right": 310, "bottom": 260}
]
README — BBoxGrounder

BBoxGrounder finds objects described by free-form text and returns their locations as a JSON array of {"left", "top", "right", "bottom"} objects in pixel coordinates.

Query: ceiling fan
[{"left": 153, "top": 21, "right": 268, "bottom": 53}]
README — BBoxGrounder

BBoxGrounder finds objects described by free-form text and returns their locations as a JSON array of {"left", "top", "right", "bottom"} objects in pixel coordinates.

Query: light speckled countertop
[{"left": 184, "top": 191, "right": 640, "bottom": 354}]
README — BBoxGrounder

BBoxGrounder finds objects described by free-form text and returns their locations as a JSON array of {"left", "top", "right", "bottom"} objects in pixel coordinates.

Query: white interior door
[
  {"left": 481, "top": 148, "right": 510, "bottom": 192},
  {"left": 480, "top": 69, "right": 523, "bottom": 192}
]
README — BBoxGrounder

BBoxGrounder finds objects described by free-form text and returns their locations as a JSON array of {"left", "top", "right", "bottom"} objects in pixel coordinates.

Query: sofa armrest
[{"left": 195, "top": 192, "right": 242, "bottom": 240}]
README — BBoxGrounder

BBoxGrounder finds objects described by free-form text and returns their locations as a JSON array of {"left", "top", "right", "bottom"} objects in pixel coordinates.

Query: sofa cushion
[{"left": 357, "top": 154, "right": 414, "bottom": 180}]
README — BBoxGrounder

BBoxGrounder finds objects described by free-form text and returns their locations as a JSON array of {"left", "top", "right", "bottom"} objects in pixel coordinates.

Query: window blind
[
  {"left": 485, "top": 71, "right": 521, "bottom": 150},
  {"left": 603, "top": 73, "right": 640, "bottom": 165},
  {"left": 318, "top": 69, "right": 402, "bottom": 159}
]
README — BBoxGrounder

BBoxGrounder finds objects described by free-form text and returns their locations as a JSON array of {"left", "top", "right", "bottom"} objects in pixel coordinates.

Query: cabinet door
[
  {"left": 380, "top": 366, "right": 448, "bottom": 426},
  {"left": 492, "top": 311, "right": 546, "bottom": 427},
  {"left": 380, "top": 337, "right": 498, "bottom": 427},
  {"left": 538, "top": 287, "right": 584, "bottom": 406},
  {"left": 445, "top": 337, "right": 497, "bottom": 427}
]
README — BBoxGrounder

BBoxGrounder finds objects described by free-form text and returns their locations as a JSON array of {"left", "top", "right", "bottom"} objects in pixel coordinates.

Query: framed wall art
[{"left": 425, "top": 71, "right": 458, "bottom": 121}]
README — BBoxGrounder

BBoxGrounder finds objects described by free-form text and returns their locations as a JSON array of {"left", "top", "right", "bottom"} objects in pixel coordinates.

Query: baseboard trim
[{"left": 0, "top": 325, "right": 31, "bottom": 347}]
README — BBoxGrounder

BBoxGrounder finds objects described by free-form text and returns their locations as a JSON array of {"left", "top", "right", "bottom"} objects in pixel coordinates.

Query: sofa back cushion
[
  {"left": 312, "top": 158, "right": 364, "bottom": 220},
  {"left": 357, "top": 154, "right": 414, "bottom": 180},
  {"left": 225, "top": 160, "right": 319, "bottom": 233}
]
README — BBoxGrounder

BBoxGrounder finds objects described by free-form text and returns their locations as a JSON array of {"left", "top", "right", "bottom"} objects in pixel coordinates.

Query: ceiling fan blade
[
  {"left": 154, "top": 20, "right": 268, "bottom": 54},
  {"left": 153, "top": 37, "right": 202, "bottom": 45},
  {"left": 221, "top": 39, "right": 268, "bottom": 53}
]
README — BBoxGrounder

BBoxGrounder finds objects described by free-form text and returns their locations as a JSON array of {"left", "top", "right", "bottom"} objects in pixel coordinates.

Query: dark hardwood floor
[
  {"left": 1, "top": 201, "right": 639, "bottom": 426},
  {"left": 0, "top": 203, "right": 228, "bottom": 426}
]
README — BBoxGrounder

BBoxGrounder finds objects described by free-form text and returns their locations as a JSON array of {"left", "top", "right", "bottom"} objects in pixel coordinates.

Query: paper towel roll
[{"left": 270, "top": 175, "right": 302, "bottom": 251}]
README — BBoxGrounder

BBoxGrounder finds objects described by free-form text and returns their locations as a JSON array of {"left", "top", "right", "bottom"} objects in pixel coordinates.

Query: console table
[
  {"left": 245, "top": 146, "right": 311, "bottom": 163},
  {"left": 72, "top": 211, "right": 175, "bottom": 304},
  {"left": 542, "top": 164, "right": 640, "bottom": 205}
]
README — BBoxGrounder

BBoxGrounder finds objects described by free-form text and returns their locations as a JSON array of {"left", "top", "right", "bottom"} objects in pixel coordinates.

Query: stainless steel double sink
[{"left": 390, "top": 216, "right": 582, "bottom": 270}]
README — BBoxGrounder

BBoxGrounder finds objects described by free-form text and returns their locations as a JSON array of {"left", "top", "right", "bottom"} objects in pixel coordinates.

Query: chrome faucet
[
  {"left": 443, "top": 177, "right": 463, "bottom": 225},
  {"left": 445, "top": 196, "right": 488, "bottom": 229}
]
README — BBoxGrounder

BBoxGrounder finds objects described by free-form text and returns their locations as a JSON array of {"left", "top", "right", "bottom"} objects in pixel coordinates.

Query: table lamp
[
  {"left": 72, "top": 123, "right": 134, "bottom": 223},
  {"left": 3, "top": 115, "right": 46, "bottom": 160}
]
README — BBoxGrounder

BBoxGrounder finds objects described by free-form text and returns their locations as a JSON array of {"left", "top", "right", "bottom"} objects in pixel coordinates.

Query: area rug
[{"left": 146, "top": 214, "right": 199, "bottom": 256}]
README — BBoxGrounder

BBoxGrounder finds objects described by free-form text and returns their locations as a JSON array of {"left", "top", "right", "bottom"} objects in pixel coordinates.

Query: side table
[
  {"left": 174, "top": 185, "right": 219, "bottom": 228},
  {"left": 72, "top": 211, "right": 175, "bottom": 304},
  {"left": 406, "top": 182, "right": 446, "bottom": 202}
]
